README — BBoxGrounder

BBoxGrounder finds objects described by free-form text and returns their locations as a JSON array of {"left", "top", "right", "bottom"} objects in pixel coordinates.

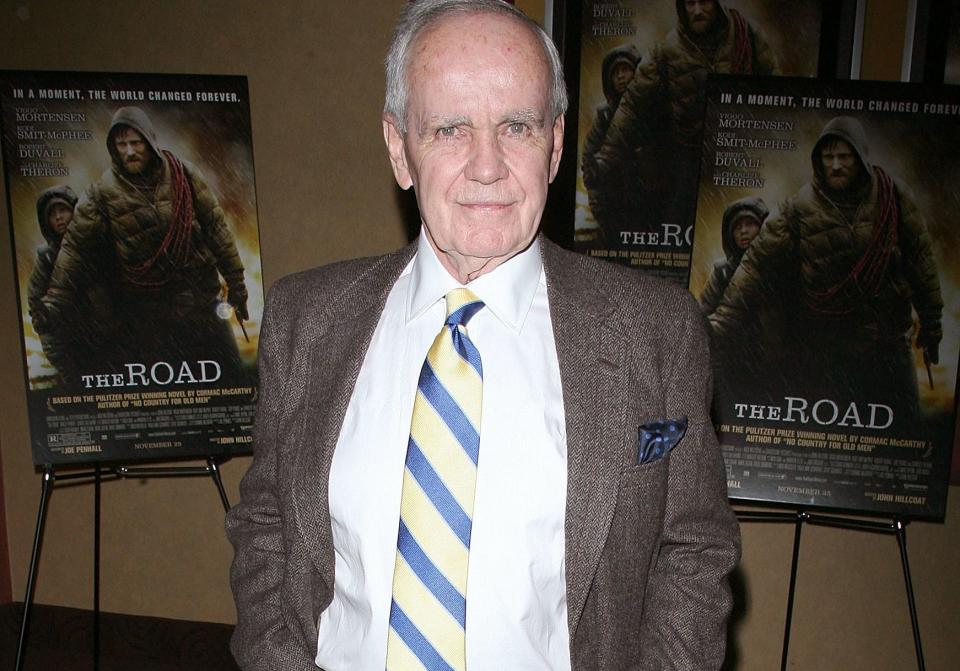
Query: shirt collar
[{"left": 406, "top": 234, "right": 543, "bottom": 334}]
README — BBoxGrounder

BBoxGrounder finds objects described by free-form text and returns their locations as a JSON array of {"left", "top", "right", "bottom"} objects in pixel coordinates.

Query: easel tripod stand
[{"left": 15, "top": 457, "right": 232, "bottom": 671}]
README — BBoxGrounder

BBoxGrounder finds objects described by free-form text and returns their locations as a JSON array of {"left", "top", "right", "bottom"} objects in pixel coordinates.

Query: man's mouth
[
  {"left": 459, "top": 199, "right": 514, "bottom": 211},
  {"left": 461, "top": 204, "right": 511, "bottom": 219}
]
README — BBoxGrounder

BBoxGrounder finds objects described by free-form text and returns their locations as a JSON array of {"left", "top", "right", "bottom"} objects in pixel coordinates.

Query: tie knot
[{"left": 445, "top": 288, "right": 484, "bottom": 327}]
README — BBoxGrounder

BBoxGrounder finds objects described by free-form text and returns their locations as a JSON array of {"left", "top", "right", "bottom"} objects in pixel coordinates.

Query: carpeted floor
[{"left": 0, "top": 603, "right": 239, "bottom": 670}]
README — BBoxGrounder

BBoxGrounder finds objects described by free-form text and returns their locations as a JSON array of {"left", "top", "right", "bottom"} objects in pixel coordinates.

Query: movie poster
[
  {"left": 573, "top": 0, "right": 824, "bottom": 284},
  {"left": 690, "top": 75, "right": 959, "bottom": 518},
  {"left": 0, "top": 71, "right": 263, "bottom": 465}
]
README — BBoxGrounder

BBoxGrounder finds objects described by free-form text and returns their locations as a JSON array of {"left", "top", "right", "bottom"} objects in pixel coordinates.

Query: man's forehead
[
  {"left": 408, "top": 14, "right": 549, "bottom": 100},
  {"left": 822, "top": 138, "right": 853, "bottom": 153},
  {"left": 413, "top": 11, "right": 544, "bottom": 70},
  {"left": 114, "top": 126, "right": 144, "bottom": 141}
]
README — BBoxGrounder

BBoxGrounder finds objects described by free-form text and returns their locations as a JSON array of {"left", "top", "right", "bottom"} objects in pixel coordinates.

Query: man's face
[
  {"left": 47, "top": 203, "right": 73, "bottom": 235},
  {"left": 383, "top": 12, "right": 564, "bottom": 283},
  {"left": 611, "top": 62, "right": 635, "bottom": 95},
  {"left": 820, "top": 139, "right": 860, "bottom": 192},
  {"left": 732, "top": 216, "right": 760, "bottom": 250},
  {"left": 685, "top": 0, "right": 717, "bottom": 34},
  {"left": 113, "top": 127, "right": 152, "bottom": 175}
]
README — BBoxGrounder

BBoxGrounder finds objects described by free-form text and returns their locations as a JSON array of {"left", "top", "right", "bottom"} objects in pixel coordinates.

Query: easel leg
[
  {"left": 16, "top": 467, "right": 55, "bottom": 671},
  {"left": 207, "top": 457, "right": 231, "bottom": 513},
  {"left": 780, "top": 511, "right": 806, "bottom": 671},
  {"left": 895, "top": 519, "right": 925, "bottom": 671},
  {"left": 94, "top": 465, "right": 102, "bottom": 671}
]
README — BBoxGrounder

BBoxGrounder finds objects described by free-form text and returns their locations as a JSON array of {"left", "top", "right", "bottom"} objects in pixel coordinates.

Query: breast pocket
[
  {"left": 619, "top": 454, "right": 670, "bottom": 491},
  {"left": 611, "top": 453, "right": 670, "bottom": 568}
]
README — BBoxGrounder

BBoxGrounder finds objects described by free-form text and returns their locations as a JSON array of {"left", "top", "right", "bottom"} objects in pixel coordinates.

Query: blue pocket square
[{"left": 637, "top": 416, "right": 688, "bottom": 464}]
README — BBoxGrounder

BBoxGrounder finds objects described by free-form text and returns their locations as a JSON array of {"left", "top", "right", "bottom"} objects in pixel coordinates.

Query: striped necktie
[{"left": 386, "top": 288, "right": 484, "bottom": 671}]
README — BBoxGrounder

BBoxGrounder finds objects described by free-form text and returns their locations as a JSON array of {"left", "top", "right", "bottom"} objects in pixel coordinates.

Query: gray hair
[{"left": 384, "top": 0, "right": 568, "bottom": 133}]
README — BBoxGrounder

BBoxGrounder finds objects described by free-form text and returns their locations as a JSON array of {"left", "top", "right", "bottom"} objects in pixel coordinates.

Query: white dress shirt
[{"left": 316, "top": 235, "right": 570, "bottom": 670}]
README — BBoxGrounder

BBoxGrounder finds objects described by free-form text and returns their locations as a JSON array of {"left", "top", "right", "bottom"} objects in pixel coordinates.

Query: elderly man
[{"left": 226, "top": 1, "right": 739, "bottom": 670}]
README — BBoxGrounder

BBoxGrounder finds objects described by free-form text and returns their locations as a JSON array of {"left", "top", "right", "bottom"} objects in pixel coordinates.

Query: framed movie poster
[
  {"left": 568, "top": 0, "right": 846, "bottom": 284},
  {"left": 689, "top": 75, "right": 959, "bottom": 519},
  {"left": 1, "top": 70, "right": 263, "bottom": 466}
]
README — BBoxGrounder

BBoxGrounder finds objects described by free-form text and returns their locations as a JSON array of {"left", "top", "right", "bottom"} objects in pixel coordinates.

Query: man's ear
[
  {"left": 548, "top": 114, "right": 565, "bottom": 183},
  {"left": 383, "top": 114, "right": 413, "bottom": 190}
]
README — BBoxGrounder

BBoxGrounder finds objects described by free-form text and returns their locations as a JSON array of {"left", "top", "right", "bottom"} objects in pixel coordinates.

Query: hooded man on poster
[
  {"left": 709, "top": 116, "right": 943, "bottom": 429},
  {"left": 592, "top": 0, "right": 780, "bottom": 244},
  {"left": 41, "top": 106, "right": 250, "bottom": 385}
]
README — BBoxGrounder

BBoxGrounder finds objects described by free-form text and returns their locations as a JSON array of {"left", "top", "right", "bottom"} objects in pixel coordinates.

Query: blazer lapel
[
  {"left": 542, "top": 240, "right": 633, "bottom": 639},
  {"left": 291, "top": 242, "right": 417, "bottom": 584}
]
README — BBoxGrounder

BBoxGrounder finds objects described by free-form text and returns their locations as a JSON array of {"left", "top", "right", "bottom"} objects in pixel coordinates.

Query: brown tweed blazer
[{"left": 226, "top": 236, "right": 740, "bottom": 670}]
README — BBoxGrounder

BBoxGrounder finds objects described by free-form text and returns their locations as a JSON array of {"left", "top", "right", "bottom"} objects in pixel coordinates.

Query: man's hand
[
  {"left": 916, "top": 324, "right": 941, "bottom": 365},
  {"left": 229, "top": 283, "right": 249, "bottom": 321}
]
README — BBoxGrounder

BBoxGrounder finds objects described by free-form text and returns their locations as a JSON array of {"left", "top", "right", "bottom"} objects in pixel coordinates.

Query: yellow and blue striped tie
[{"left": 386, "top": 288, "right": 484, "bottom": 671}]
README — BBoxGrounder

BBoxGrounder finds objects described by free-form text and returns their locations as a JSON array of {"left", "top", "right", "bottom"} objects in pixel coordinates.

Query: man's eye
[
  {"left": 507, "top": 122, "right": 528, "bottom": 135},
  {"left": 437, "top": 127, "right": 457, "bottom": 138}
]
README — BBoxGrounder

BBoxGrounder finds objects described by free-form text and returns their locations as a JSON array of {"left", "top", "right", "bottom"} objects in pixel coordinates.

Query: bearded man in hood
[
  {"left": 593, "top": 0, "right": 779, "bottom": 243},
  {"left": 42, "top": 106, "right": 249, "bottom": 383},
  {"left": 710, "top": 116, "right": 943, "bottom": 428}
]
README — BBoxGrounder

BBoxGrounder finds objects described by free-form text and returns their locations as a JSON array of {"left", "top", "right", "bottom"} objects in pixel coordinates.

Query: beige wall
[{"left": 0, "top": 1, "right": 957, "bottom": 669}]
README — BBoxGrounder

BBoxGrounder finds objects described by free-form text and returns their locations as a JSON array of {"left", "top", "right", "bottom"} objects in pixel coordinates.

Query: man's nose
[{"left": 465, "top": 133, "right": 507, "bottom": 184}]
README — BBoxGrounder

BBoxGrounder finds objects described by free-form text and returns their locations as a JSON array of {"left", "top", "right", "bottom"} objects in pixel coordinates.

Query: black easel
[
  {"left": 15, "top": 457, "right": 232, "bottom": 671},
  {"left": 736, "top": 508, "right": 925, "bottom": 671}
]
